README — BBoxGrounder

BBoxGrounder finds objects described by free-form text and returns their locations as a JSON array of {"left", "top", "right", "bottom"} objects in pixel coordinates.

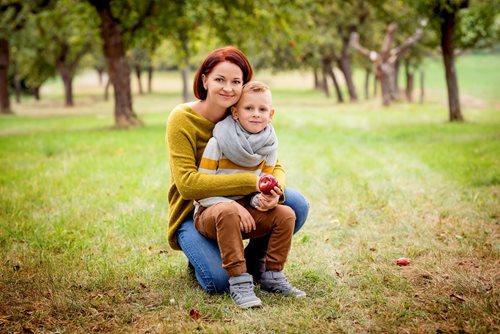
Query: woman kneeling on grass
[{"left": 165, "top": 46, "right": 309, "bottom": 307}]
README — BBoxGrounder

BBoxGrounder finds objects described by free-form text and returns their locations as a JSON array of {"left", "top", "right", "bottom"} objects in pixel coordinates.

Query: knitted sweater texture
[{"left": 165, "top": 104, "right": 285, "bottom": 250}]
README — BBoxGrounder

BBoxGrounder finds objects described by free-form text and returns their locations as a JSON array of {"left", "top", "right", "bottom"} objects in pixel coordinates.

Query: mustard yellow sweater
[{"left": 165, "top": 103, "right": 286, "bottom": 250}]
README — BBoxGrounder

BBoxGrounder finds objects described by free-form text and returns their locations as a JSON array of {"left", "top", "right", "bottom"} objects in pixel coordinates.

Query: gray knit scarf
[{"left": 212, "top": 115, "right": 278, "bottom": 167}]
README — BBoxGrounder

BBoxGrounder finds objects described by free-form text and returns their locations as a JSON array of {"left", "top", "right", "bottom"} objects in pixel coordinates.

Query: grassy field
[{"left": 0, "top": 54, "right": 499, "bottom": 333}]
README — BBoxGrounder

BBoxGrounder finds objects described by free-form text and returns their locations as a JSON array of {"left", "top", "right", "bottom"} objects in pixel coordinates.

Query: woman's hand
[
  {"left": 255, "top": 186, "right": 282, "bottom": 211},
  {"left": 235, "top": 201, "right": 256, "bottom": 233}
]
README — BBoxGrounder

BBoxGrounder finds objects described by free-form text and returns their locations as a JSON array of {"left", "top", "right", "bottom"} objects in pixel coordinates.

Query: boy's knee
[
  {"left": 214, "top": 202, "right": 240, "bottom": 217},
  {"left": 280, "top": 205, "right": 296, "bottom": 222}
]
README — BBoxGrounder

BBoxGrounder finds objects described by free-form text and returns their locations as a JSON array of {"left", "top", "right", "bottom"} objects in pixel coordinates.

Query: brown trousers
[{"left": 194, "top": 199, "right": 296, "bottom": 277}]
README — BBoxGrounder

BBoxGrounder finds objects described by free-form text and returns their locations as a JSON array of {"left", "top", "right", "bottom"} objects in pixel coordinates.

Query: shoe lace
[
  {"left": 232, "top": 281, "right": 255, "bottom": 296},
  {"left": 272, "top": 274, "right": 293, "bottom": 291}
]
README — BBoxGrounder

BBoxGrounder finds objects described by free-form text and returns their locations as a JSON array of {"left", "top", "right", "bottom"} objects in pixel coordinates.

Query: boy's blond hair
[{"left": 241, "top": 81, "right": 272, "bottom": 97}]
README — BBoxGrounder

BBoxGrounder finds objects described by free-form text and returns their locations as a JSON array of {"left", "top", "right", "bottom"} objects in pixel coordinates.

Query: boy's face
[{"left": 231, "top": 91, "right": 275, "bottom": 134}]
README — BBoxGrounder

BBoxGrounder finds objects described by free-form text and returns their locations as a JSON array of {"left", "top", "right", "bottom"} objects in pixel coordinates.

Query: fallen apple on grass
[
  {"left": 258, "top": 175, "right": 278, "bottom": 195},
  {"left": 396, "top": 257, "right": 411, "bottom": 266}
]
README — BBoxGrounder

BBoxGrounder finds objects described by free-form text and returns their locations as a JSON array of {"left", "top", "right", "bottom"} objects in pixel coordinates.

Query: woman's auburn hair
[{"left": 193, "top": 46, "right": 253, "bottom": 100}]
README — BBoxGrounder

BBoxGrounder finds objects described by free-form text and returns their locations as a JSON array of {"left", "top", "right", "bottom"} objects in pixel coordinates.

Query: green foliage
[{"left": 413, "top": 0, "right": 499, "bottom": 50}]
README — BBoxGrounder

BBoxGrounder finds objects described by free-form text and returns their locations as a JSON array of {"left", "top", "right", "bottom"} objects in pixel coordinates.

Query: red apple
[
  {"left": 396, "top": 257, "right": 411, "bottom": 266},
  {"left": 258, "top": 175, "right": 278, "bottom": 195}
]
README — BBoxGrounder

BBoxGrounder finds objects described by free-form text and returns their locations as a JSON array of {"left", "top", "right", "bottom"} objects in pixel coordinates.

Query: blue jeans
[{"left": 176, "top": 188, "right": 309, "bottom": 294}]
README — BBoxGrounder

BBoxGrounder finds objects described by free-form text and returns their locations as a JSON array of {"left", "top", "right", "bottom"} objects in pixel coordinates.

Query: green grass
[{"left": 1, "top": 54, "right": 499, "bottom": 333}]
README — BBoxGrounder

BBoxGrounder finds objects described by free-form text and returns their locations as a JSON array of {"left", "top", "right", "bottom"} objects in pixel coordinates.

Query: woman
[{"left": 165, "top": 46, "right": 309, "bottom": 293}]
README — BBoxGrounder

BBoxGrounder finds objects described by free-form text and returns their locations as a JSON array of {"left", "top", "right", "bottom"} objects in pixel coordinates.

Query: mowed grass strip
[{"left": 1, "top": 59, "right": 499, "bottom": 332}]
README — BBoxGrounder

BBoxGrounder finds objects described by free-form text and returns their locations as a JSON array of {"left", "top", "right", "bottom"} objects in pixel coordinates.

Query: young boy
[{"left": 194, "top": 81, "right": 305, "bottom": 308}]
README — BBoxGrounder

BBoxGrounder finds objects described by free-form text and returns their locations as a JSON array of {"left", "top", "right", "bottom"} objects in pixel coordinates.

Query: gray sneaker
[
  {"left": 229, "top": 273, "right": 262, "bottom": 308},
  {"left": 260, "top": 271, "right": 306, "bottom": 297}
]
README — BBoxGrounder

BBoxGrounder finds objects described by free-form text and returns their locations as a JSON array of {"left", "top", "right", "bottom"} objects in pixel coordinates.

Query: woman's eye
[
  {"left": 215, "top": 78, "right": 223, "bottom": 82},
  {"left": 233, "top": 80, "right": 241, "bottom": 85}
]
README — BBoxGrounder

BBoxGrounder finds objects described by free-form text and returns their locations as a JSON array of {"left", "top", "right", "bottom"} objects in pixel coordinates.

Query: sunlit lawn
[{"left": 0, "top": 54, "right": 499, "bottom": 333}]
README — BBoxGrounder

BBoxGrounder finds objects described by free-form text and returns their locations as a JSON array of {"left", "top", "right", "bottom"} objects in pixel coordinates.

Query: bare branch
[
  {"left": 349, "top": 32, "right": 372, "bottom": 58},
  {"left": 380, "top": 22, "right": 397, "bottom": 59},
  {"left": 392, "top": 19, "right": 427, "bottom": 59}
]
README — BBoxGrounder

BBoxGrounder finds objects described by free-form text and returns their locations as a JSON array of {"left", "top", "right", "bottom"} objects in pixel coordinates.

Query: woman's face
[{"left": 202, "top": 61, "right": 244, "bottom": 110}]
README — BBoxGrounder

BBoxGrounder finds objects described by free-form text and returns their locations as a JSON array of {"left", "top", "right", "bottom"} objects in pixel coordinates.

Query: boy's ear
[
  {"left": 269, "top": 108, "right": 275, "bottom": 120},
  {"left": 231, "top": 106, "right": 238, "bottom": 120}
]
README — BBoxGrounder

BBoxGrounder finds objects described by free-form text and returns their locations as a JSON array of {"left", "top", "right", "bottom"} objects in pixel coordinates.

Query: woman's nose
[{"left": 222, "top": 83, "right": 232, "bottom": 92}]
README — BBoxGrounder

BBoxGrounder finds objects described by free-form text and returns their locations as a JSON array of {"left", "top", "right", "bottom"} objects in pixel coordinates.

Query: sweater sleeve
[
  {"left": 273, "top": 158, "right": 286, "bottom": 188},
  {"left": 196, "top": 137, "right": 236, "bottom": 207},
  {"left": 167, "top": 109, "right": 258, "bottom": 200}
]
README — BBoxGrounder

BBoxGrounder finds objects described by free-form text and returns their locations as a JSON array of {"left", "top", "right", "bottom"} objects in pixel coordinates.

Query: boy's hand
[
  {"left": 255, "top": 185, "right": 282, "bottom": 211},
  {"left": 235, "top": 201, "right": 256, "bottom": 233}
]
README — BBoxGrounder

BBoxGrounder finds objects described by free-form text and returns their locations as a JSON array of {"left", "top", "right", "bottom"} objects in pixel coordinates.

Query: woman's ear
[{"left": 201, "top": 74, "right": 208, "bottom": 90}]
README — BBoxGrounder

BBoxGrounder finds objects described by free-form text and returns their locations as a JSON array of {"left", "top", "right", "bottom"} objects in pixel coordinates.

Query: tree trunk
[
  {"left": 419, "top": 70, "right": 425, "bottom": 104},
  {"left": 97, "top": 68, "right": 104, "bottom": 85},
  {"left": 147, "top": 65, "right": 153, "bottom": 93},
  {"left": 364, "top": 68, "right": 370, "bottom": 99},
  {"left": 404, "top": 59, "right": 414, "bottom": 102},
  {"left": 323, "top": 58, "right": 343, "bottom": 102},
  {"left": 32, "top": 86, "right": 40, "bottom": 100},
  {"left": 377, "top": 63, "right": 393, "bottom": 106},
  {"left": 104, "top": 76, "right": 111, "bottom": 101},
  {"left": 328, "top": 66, "right": 344, "bottom": 103},
  {"left": 0, "top": 38, "right": 11, "bottom": 113},
  {"left": 373, "top": 74, "right": 378, "bottom": 97},
  {"left": 337, "top": 53, "right": 358, "bottom": 101},
  {"left": 181, "top": 67, "right": 189, "bottom": 102},
  {"left": 57, "top": 62, "right": 74, "bottom": 107},
  {"left": 134, "top": 64, "right": 143, "bottom": 95},
  {"left": 313, "top": 68, "right": 320, "bottom": 90},
  {"left": 441, "top": 10, "right": 463, "bottom": 121},
  {"left": 394, "top": 58, "right": 401, "bottom": 97},
  {"left": 14, "top": 77, "right": 21, "bottom": 103},
  {"left": 320, "top": 60, "right": 330, "bottom": 98},
  {"left": 90, "top": 1, "right": 142, "bottom": 128}
]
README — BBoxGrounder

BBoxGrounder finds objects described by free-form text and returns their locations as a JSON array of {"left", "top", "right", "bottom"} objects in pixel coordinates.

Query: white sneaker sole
[{"left": 238, "top": 299, "right": 262, "bottom": 309}]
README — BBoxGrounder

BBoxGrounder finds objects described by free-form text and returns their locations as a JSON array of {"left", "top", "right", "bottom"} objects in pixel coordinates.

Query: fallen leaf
[
  {"left": 450, "top": 293, "right": 466, "bottom": 302},
  {"left": 189, "top": 309, "right": 201, "bottom": 320}
]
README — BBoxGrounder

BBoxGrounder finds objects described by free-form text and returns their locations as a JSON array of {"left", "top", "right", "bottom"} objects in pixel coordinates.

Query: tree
[
  {"left": 33, "top": 0, "right": 98, "bottom": 106},
  {"left": 10, "top": 15, "right": 57, "bottom": 101},
  {"left": 0, "top": 0, "right": 51, "bottom": 113},
  {"left": 415, "top": 0, "right": 498, "bottom": 121},
  {"left": 87, "top": 0, "right": 155, "bottom": 128},
  {"left": 350, "top": 19, "right": 427, "bottom": 106},
  {"left": 0, "top": 2, "right": 23, "bottom": 113},
  {"left": 128, "top": 47, "right": 151, "bottom": 95},
  {"left": 436, "top": 0, "right": 469, "bottom": 121}
]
